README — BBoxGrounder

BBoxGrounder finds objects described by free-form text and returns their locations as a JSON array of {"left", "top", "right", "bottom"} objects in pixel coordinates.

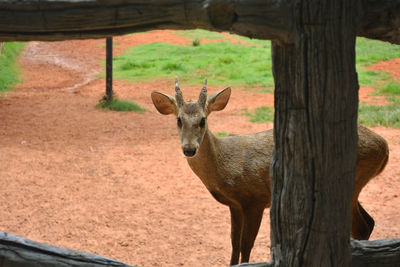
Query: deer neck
[{"left": 186, "top": 128, "right": 219, "bottom": 183}]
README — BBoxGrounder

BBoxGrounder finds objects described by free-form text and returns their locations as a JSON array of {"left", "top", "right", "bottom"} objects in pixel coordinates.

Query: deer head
[{"left": 151, "top": 78, "right": 231, "bottom": 157}]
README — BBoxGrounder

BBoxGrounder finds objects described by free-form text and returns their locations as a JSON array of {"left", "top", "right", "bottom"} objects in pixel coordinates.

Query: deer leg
[
  {"left": 229, "top": 206, "right": 243, "bottom": 266},
  {"left": 351, "top": 201, "right": 375, "bottom": 240},
  {"left": 240, "top": 204, "right": 265, "bottom": 264}
]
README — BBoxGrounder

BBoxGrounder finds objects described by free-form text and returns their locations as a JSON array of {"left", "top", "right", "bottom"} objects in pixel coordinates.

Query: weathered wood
[
  {"left": 0, "top": 231, "right": 135, "bottom": 267},
  {"left": 358, "top": 0, "right": 400, "bottom": 44},
  {"left": 236, "top": 262, "right": 272, "bottom": 267},
  {"left": 0, "top": 0, "right": 399, "bottom": 44},
  {"left": 270, "top": 0, "right": 359, "bottom": 266},
  {"left": 236, "top": 239, "right": 400, "bottom": 267},
  {"left": 0, "top": 0, "right": 291, "bottom": 42},
  {"left": 105, "top": 37, "right": 113, "bottom": 100},
  {"left": 350, "top": 238, "right": 400, "bottom": 267}
]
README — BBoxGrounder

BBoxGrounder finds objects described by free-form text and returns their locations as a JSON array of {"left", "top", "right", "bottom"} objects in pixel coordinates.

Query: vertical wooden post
[
  {"left": 269, "top": 1, "right": 359, "bottom": 266},
  {"left": 105, "top": 37, "right": 113, "bottom": 100}
]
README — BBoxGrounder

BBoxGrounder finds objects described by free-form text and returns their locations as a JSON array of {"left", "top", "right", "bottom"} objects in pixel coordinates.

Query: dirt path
[{"left": 0, "top": 31, "right": 399, "bottom": 266}]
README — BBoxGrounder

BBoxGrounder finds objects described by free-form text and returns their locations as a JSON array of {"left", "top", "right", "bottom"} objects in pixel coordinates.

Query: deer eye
[
  {"left": 199, "top": 117, "right": 206, "bottom": 128},
  {"left": 177, "top": 117, "right": 182, "bottom": 128}
]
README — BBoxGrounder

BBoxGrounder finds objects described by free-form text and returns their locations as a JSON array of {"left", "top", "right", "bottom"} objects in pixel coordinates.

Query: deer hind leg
[
  {"left": 229, "top": 206, "right": 243, "bottom": 266},
  {"left": 351, "top": 201, "right": 375, "bottom": 240},
  {"left": 240, "top": 204, "right": 265, "bottom": 264}
]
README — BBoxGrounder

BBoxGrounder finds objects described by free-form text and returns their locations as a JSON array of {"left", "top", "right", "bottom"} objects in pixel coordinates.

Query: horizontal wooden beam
[
  {"left": 0, "top": 231, "right": 135, "bottom": 267},
  {"left": 0, "top": 0, "right": 291, "bottom": 42},
  {"left": 358, "top": 0, "right": 400, "bottom": 44},
  {"left": 350, "top": 238, "right": 400, "bottom": 267},
  {"left": 0, "top": 0, "right": 398, "bottom": 44},
  {"left": 235, "top": 238, "right": 400, "bottom": 267}
]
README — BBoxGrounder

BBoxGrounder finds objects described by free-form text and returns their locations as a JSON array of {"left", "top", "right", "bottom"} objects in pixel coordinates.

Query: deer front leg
[
  {"left": 229, "top": 206, "right": 243, "bottom": 266},
  {"left": 240, "top": 204, "right": 265, "bottom": 264}
]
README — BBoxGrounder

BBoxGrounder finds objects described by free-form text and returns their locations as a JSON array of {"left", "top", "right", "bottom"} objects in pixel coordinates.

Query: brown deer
[{"left": 150, "top": 79, "right": 389, "bottom": 265}]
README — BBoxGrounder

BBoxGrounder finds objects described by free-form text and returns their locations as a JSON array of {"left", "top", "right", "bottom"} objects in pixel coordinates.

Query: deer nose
[{"left": 183, "top": 147, "right": 197, "bottom": 157}]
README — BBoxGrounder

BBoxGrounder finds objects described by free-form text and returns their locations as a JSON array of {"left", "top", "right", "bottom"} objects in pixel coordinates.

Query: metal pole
[{"left": 105, "top": 37, "right": 113, "bottom": 100}]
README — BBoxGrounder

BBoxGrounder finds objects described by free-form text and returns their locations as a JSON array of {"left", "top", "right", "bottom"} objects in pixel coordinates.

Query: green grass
[
  {"left": 357, "top": 68, "right": 392, "bottom": 87},
  {"left": 0, "top": 42, "right": 25, "bottom": 93},
  {"left": 355, "top": 38, "right": 400, "bottom": 128},
  {"left": 356, "top": 37, "right": 400, "bottom": 66},
  {"left": 358, "top": 101, "right": 400, "bottom": 128},
  {"left": 354, "top": 38, "right": 400, "bottom": 128},
  {"left": 375, "top": 81, "right": 400, "bottom": 97},
  {"left": 96, "top": 98, "right": 146, "bottom": 113},
  {"left": 359, "top": 81, "right": 400, "bottom": 128},
  {"left": 356, "top": 37, "right": 400, "bottom": 87},
  {"left": 216, "top": 132, "right": 230, "bottom": 137},
  {"left": 242, "top": 106, "right": 274, "bottom": 123},
  {"left": 113, "top": 41, "right": 273, "bottom": 89},
  {"left": 112, "top": 31, "right": 399, "bottom": 91},
  {"left": 112, "top": 29, "right": 273, "bottom": 89}
]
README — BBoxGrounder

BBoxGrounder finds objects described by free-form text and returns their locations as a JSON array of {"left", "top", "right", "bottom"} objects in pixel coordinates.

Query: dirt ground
[{"left": 0, "top": 31, "right": 399, "bottom": 266}]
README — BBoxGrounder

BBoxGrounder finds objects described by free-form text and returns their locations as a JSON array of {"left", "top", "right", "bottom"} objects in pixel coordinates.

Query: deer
[{"left": 150, "top": 79, "right": 389, "bottom": 266}]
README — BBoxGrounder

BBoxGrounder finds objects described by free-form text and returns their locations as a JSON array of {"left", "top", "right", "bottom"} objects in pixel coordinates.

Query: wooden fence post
[{"left": 105, "top": 37, "right": 113, "bottom": 101}]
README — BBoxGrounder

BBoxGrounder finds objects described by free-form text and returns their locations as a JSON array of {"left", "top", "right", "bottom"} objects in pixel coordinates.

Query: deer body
[
  {"left": 187, "top": 130, "right": 273, "bottom": 203},
  {"left": 151, "top": 81, "right": 389, "bottom": 265}
]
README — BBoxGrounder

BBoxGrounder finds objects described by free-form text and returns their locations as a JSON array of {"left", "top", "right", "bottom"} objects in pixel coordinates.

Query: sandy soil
[{"left": 0, "top": 30, "right": 399, "bottom": 266}]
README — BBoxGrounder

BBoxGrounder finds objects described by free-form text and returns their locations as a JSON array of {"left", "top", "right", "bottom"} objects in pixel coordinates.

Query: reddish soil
[{"left": 0, "top": 30, "right": 399, "bottom": 266}]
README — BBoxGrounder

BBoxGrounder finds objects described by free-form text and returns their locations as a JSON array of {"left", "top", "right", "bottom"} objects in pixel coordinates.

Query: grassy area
[
  {"left": 355, "top": 38, "right": 400, "bottom": 128},
  {"left": 356, "top": 37, "right": 400, "bottom": 66},
  {"left": 359, "top": 101, "right": 400, "bottom": 128},
  {"left": 216, "top": 132, "right": 230, "bottom": 137},
  {"left": 356, "top": 37, "right": 400, "bottom": 87},
  {"left": 112, "top": 33, "right": 400, "bottom": 90},
  {"left": 96, "top": 98, "right": 146, "bottom": 113},
  {"left": 113, "top": 41, "right": 273, "bottom": 89},
  {"left": 242, "top": 106, "right": 274, "bottom": 123},
  {"left": 0, "top": 42, "right": 25, "bottom": 93},
  {"left": 374, "top": 81, "right": 400, "bottom": 97}
]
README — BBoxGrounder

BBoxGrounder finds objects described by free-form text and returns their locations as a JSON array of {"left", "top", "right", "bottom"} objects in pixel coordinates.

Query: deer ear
[
  {"left": 207, "top": 87, "right": 231, "bottom": 113},
  {"left": 151, "top": 91, "right": 177, "bottom": 115}
]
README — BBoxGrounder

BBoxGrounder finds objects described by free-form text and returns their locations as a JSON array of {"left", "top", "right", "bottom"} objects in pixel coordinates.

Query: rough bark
[
  {"left": 0, "top": 231, "right": 135, "bottom": 267},
  {"left": 0, "top": 0, "right": 399, "bottom": 44},
  {"left": 270, "top": 0, "right": 359, "bottom": 266}
]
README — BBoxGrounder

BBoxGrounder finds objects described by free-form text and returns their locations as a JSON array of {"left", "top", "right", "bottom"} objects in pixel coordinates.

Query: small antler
[
  {"left": 198, "top": 79, "right": 207, "bottom": 108},
  {"left": 175, "top": 77, "right": 185, "bottom": 107}
]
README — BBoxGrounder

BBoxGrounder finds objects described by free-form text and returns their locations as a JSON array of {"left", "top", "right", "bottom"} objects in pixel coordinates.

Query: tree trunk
[{"left": 270, "top": 0, "right": 359, "bottom": 266}]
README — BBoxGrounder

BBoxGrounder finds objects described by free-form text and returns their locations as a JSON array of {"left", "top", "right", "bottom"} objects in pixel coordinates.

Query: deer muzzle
[{"left": 183, "top": 145, "right": 197, "bottom": 157}]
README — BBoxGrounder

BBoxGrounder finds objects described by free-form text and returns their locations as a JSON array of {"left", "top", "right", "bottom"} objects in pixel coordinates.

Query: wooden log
[
  {"left": 358, "top": 0, "right": 400, "bottom": 44},
  {"left": 0, "top": 0, "right": 291, "bottom": 42},
  {"left": 235, "top": 239, "right": 400, "bottom": 267},
  {"left": 350, "top": 238, "right": 400, "bottom": 267},
  {"left": 0, "top": 0, "right": 398, "bottom": 44},
  {"left": 0, "top": 231, "right": 135, "bottom": 267}
]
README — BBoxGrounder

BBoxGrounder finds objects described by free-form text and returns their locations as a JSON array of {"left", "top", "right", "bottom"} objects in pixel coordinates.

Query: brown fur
[{"left": 151, "top": 87, "right": 389, "bottom": 265}]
